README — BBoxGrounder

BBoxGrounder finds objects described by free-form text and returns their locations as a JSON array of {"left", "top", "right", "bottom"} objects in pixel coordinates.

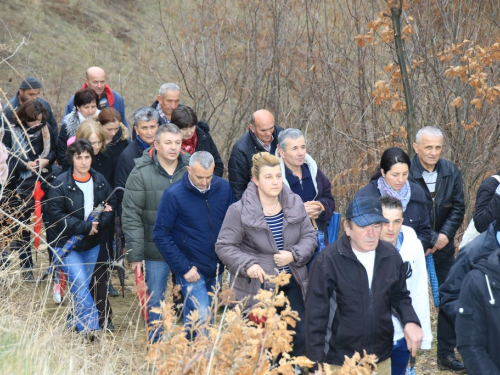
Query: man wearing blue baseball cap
[{"left": 305, "top": 196, "right": 423, "bottom": 374}]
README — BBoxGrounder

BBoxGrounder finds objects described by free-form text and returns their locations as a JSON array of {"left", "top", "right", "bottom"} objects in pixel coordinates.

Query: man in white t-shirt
[
  {"left": 379, "top": 196, "right": 432, "bottom": 375},
  {"left": 306, "top": 196, "right": 423, "bottom": 374}
]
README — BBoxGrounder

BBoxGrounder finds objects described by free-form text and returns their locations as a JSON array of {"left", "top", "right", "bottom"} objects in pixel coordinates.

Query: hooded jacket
[
  {"left": 153, "top": 173, "right": 235, "bottom": 279},
  {"left": 47, "top": 168, "right": 116, "bottom": 251},
  {"left": 409, "top": 155, "right": 465, "bottom": 262},
  {"left": 305, "top": 233, "right": 420, "bottom": 365},
  {"left": 228, "top": 126, "right": 284, "bottom": 200},
  {"left": 215, "top": 182, "right": 316, "bottom": 306},
  {"left": 472, "top": 170, "right": 500, "bottom": 233},
  {"left": 355, "top": 179, "right": 432, "bottom": 250},
  {"left": 456, "top": 249, "right": 500, "bottom": 374},
  {"left": 440, "top": 221, "right": 500, "bottom": 322},
  {"left": 122, "top": 149, "right": 189, "bottom": 262},
  {"left": 278, "top": 153, "right": 335, "bottom": 236}
]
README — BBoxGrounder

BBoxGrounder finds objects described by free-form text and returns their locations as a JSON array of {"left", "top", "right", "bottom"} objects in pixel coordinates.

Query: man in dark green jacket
[{"left": 122, "top": 123, "right": 189, "bottom": 342}]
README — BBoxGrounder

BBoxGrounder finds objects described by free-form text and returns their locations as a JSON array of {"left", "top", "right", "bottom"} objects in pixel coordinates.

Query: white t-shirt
[
  {"left": 352, "top": 248, "right": 376, "bottom": 289},
  {"left": 75, "top": 176, "right": 94, "bottom": 219}
]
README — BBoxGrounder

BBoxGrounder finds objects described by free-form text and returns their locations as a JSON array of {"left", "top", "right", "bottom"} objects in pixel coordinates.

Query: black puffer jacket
[
  {"left": 472, "top": 170, "right": 500, "bottom": 233},
  {"left": 47, "top": 168, "right": 116, "bottom": 251},
  {"left": 194, "top": 125, "right": 224, "bottom": 177},
  {"left": 456, "top": 249, "right": 500, "bottom": 374},
  {"left": 305, "top": 234, "right": 420, "bottom": 365},
  {"left": 114, "top": 139, "right": 145, "bottom": 202},
  {"left": 228, "top": 126, "right": 283, "bottom": 199},
  {"left": 355, "top": 179, "right": 432, "bottom": 250},
  {"left": 410, "top": 155, "right": 465, "bottom": 263}
]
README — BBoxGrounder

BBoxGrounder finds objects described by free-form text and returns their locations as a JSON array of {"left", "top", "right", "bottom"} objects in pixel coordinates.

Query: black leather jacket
[
  {"left": 410, "top": 155, "right": 465, "bottom": 263},
  {"left": 305, "top": 234, "right": 420, "bottom": 365},
  {"left": 47, "top": 168, "right": 116, "bottom": 251},
  {"left": 472, "top": 169, "right": 500, "bottom": 233}
]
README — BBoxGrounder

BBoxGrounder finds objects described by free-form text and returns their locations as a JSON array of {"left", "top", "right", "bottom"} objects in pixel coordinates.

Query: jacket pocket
[{"left": 455, "top": 305, "right": 474, "bottom": 337}]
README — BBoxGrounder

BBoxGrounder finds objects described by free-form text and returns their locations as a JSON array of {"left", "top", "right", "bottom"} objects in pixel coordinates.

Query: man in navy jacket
[{"left": 153, "top": 151, "right": 235, "bottom": 333}]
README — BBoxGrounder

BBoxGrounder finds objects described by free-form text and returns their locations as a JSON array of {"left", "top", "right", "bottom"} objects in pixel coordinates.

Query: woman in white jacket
[{"left": 378, "top": 196, "right": 432, "bottom": 375}]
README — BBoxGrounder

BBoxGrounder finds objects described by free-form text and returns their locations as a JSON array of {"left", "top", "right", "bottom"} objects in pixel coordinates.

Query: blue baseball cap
[{"left": 346, "top": 196, "right": 389, "bottom": 227}]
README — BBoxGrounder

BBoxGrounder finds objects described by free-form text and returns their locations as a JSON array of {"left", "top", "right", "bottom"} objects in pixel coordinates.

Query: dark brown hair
[
  {"left": 98, "top": 107, "right": 121, "bottom": 126},
  {"left": 16, "top": 99, "right": 47, "bottom": 125}
]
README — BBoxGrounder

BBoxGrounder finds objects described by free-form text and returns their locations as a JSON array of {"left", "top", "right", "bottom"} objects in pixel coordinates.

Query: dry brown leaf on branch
[{"left": 450, "top": 96, "right": 463, "bottom": 108}]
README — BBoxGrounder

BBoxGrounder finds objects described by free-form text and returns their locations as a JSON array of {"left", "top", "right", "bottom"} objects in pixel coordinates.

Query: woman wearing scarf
[
  {"left": 170, "top": 106, "right": 224, "bottom": 177},
  {"left": 355, "top": 147, "right": 432, "bottom": 250},
  {"left": 3, "top": 99, "right": 57, "bottom": 281},
  {"left": 57, "top": 88, "right": 100, "bottom": 171}
]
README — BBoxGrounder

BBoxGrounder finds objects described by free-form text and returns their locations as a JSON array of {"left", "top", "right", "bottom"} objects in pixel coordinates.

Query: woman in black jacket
[
  {"left": 170, "top": 106, "right": 224, "bottom": 176},
  {"left": 48, "top": 139, "right": 115, "bottom": 335},
  {"left": 355, "top": 147, "right": 432, "bottom": 250},
  {"left": 97, "top": 108, "right": 129, "bottom": 178},
  {"left": 3, "top": 100, "right": 57, "bottom": 281}
]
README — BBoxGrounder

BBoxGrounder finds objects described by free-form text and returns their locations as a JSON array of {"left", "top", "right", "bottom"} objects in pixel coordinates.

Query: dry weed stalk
[{"left": 339, "top": 350, "right": 378, "bottom": 375}]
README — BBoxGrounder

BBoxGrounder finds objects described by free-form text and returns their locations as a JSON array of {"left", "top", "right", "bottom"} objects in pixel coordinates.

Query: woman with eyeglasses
[
  {"left": 2, "top": 100, "right": 57, "bottom": 281},
  {"left": 58, "top": 88, "right": 100, "bottom": 172}
]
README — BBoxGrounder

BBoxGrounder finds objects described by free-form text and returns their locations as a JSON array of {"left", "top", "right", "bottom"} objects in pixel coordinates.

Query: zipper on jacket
[
  {"left": 368, "top": 287, "right": 374, "bottom": 354},
  {"left": 205, "top": 197, "right": 215, "bottom": 246}
]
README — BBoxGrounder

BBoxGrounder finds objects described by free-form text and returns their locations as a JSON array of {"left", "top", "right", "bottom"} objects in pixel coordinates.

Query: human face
[
  {"left": 250, "top": 110, "right": 275, "bottom": 145},
  {"left": 381, "top": 162, "right": 409, "bottom": 192},
  {"left": 154, "top": 131, "right": 182, "bottom": 163},
  {"left": 278, "top": 136, "right": 306, "bottom": 170},
  {"left": 19, "top": 88, "right": 40, "bottom": 104},
  {"left": 187, "top": 162, "right": 214, "bottom": 191},
  {"left": 134, "top": 119, "right": 159, "bottom": 146},
  {"left": 26, "top": 114, "right": 43, "bottom": 128},
  {"left": 252, "top": 165, "right": 283, "bottom": 199},
  {"left": 412, "top": 134, "right": 443, "bottom": 172},
  {"left": 380, "top": 207, "right": 404, "bottom": 246},
  {"left": 344, "top": 220, "right": 381, "bottom": 253},
  {"left": 77, "top": 102, "right": 98, "bottom": 119},
  {"left": 85, "top": 68, "right": 106, "bottom": 96},
  {"left": 180, "top": 125, "right": 196, "bottom": 140},
  {"left": 102, "top": 120, "right": 120, "bottom": 141},
  {"left": 88, "top": 133, "right": 103, "bottom": 155},
  {"left": 72, "top": 151, "right": 92, "bottom": 176},
  {"left": 157, "top": 91, "right": 180, "bottom": 118}
]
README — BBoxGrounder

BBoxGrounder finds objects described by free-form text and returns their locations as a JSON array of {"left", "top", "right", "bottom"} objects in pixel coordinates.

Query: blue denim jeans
[
  {"left": 144, "top": 260, "right": 170, "bottom": 342},
  {"left": 176, "top": 273, "right": 221, "bottom": 337},
  {"left": 59, "top": 244, "right": 100, "bottom": 332},
  {"left": 391, "top": 337, "right": 410, "bottom": 375}
]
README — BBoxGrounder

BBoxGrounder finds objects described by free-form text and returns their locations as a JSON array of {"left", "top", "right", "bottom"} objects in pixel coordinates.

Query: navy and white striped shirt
[{"left": 265, "top": 210, "right": 290, "bottom": 274}]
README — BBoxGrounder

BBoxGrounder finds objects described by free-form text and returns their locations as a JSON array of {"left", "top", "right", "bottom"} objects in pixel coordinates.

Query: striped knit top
[{"left": 265, "top": 210, "right": 290, "bottom": 274}]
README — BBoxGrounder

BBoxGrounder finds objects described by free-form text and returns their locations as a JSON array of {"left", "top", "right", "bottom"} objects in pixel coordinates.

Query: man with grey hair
[
  {"left": 409, "top": 125, "right": 465, "bottom": 373},
  {"left": 115, "top": 107, "right": 160, "bottom": 201},
  {"left": 123, "top": 123, "right": 188, "bottom": 343},
  {"left": 64, "top": 66, "right": 128, "bottom": 127},
  {"left": 154, "top": 151, "right": 235, "bottom": 334},
  {"left": 228, "top": 109, "right": 283, "bottom": 199},
  {"left": 151, "top": 83, "right": 181, "bottom": 124},
  {"left": 277, "top": 128, "right": 335, "bottom": 248}
]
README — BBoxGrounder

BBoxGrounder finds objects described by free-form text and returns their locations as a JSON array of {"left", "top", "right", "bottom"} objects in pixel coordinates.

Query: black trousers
[
  {"left": 90, "top": 262, "right": 113, "bottom": 328},
  {"left": 278, "top": 275, "right": 306, "bottom": 357},
  {"left": 436, "top": 254, "right": 456, "bottom": 358}
]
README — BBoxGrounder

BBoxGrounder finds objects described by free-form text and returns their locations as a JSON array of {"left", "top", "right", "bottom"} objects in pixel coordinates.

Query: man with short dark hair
[
  {"left": 305, "top": 196, "right": 423, "bottom": 374},
  {"left": 1, "top": 76, "right": 57, "bottom": 135},
  {"left": 153, "top": 151, "right": 235, "bottom": 334},
  {"left": 64, "top": 67, "right": 128, "bottom": 127},
  {"left": 122, "top": 123, "right": 189, "bottom": 343},
  {"left": 409, "top": 125, "right": 466, "bottom": 373},
  {"left": 228, "top": 109, "right": 283, "bottom": 199}
]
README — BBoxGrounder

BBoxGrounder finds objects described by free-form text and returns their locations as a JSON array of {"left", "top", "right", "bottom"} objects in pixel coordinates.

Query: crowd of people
[{"left": 1, "top": 68, "right": 499, "bottom": 374}]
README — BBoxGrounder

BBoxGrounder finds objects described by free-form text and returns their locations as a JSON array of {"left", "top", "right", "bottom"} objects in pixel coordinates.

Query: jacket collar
[
  {"left": 411, "top": 154, "right": 451, "bottom": 178},
  {"left": 277, "top": 152, "right": 319, "bottom": 195},
  {"left": 81, "top": 83, "right": 115, "bottom": 107},
  {"left": 336, "top": 232, "right": 396, "bottom": 262},
  {"left": 239, "top": 181, "right": 305, "bottom": 229},
  {"left": 62, "top": 108, "right": 80, "bottom": 137},
  {"left": 181, "top": 171, "right": 221, "bottom": 196}
]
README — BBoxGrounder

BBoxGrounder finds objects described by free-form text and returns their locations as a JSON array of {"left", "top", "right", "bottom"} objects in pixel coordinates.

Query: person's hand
[
  {"left": 434, "top": 233, "right": 449, "bottom": 250},
  {"left": 130, "top": 262, "right": 142, "bottom": 276},
  {"left": 184, "top": 266, "right": 200, "bottom": 283},
  {"left": 247, "top": 264, "right": 266, "bottom": 283},
  {"left": 103, "top": 203, "right": 112, "bottom": 213},
  {"left": 274, "top": 250, "right": 294, "bottom": 268},
  {"left": 304, "top": 201, "right": 322, "bottom": 220},
  {"left": 88, "top": 221, "right": 99, "bottom": 235},
  {"left": 425, "top": 247, "right": 438, "bottom": 256},
  {"left": 38, "top": 158, "right": 50, "bottom": 170},
  {"left": 26, "top": 160, "right": 38, "bottom": 172},
  {"left": 404, "top": 322, "right": 423, "bottom": 357}
]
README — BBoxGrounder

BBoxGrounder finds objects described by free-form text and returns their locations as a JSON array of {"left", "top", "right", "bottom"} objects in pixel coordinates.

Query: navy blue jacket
[
  {"left": 355, "top": 179, "right": 432, "bottom": 250},
  {"left": 153, "top": 173, "right": 235, "bottom": 279}
]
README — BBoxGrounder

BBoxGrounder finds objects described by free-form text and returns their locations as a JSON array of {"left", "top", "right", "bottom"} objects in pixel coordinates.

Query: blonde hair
[
  {"left": 76, "top": 119, "right": 106, "bottom": 153},
  {"left": 251, "top": 152, "right": 280, "bottom": 179}
]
